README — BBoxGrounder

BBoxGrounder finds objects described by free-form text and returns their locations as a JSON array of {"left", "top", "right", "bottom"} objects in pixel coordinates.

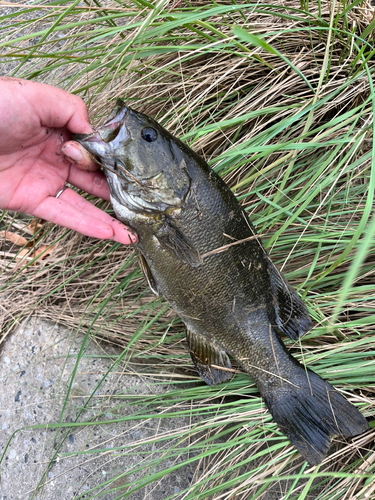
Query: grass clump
[{"left": 0, "top": 0, "right": 375, "bottom": 498}]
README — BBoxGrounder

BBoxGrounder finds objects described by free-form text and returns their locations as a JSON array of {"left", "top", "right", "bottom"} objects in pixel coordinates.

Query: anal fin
[{"left": 186, "top": 330, "right": 233, "bottom": 385}]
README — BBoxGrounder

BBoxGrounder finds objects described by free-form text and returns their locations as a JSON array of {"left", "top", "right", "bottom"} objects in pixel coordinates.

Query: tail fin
[{"left": 262, "top": 368, "right": 368, "bottom": 465}]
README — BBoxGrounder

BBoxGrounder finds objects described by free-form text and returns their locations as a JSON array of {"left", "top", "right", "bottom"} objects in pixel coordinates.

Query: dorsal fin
[{"left": 267, "top": 258, "right": 313, "bottom": 340}]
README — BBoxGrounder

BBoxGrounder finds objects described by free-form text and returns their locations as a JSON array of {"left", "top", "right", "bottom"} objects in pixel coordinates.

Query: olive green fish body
[
  {"left": 126, "top": 156, "right": 301, "bottom": 388},
  {"left": 74, "top": 101, "right": 368, "bottom": 465}
]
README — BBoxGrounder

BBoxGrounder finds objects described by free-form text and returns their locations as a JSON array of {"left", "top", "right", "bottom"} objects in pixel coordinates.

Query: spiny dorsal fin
[
  {"left": 267, "top": 258, "right": 313, "bottom": 340},
  {"left": 186, "top": 329, "right": 233, "bottom": 385}
]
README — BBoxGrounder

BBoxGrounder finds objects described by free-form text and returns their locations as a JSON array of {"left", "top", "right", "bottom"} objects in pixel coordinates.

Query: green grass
[{"left": 1, "top": 0, "right": 375, "bottom": 498}]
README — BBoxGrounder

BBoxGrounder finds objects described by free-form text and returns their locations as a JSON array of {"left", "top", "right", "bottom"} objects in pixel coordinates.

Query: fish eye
[{"left": 141, "top": 127, "right": 158, "bottom": 143}]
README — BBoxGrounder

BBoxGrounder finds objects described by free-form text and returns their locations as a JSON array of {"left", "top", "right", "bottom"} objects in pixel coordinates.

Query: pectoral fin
[
  {"left": 268, "top": 259, "right": 313, "bottom": 340},
  {"left": 137, "top": 252, "right": 158, "bottom": 295},
  {"left": 186, "top": 330, "right": 233, "bottom": 385},
  {"left": 156, "top": 219, "right": 201, "bottom": 268}
]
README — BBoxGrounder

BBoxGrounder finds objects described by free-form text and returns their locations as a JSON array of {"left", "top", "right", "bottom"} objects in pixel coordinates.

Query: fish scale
[{"left": 74, "top": 100, "right": 369, "bottom": 465}]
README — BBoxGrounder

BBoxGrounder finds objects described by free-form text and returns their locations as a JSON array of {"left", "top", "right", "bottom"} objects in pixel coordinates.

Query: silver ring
[{"left": 55, "top": 186, "right": 68, "bottom": 199}]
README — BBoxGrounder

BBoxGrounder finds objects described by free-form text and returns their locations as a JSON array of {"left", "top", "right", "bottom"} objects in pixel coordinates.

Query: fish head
[{"left": 73, "top": 100, "right": 191, "bottom": 215}]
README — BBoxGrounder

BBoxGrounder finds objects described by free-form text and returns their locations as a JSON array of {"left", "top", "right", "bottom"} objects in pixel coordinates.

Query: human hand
[{"left": 0, "top": 77, "right": 136, "bottom": 244}]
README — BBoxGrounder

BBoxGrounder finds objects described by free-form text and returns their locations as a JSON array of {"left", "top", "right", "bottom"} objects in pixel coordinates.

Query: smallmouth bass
[{"left": 74, "top": 101, "right": 368, "bottom": 465}]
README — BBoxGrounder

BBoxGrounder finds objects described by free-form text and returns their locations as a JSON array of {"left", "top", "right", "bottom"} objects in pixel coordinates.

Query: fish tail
[{"left": 261, "top": 367, "right": 368, "bottom": 465}]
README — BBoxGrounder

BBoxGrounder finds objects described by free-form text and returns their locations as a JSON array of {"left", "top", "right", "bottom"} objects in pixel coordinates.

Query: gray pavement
[{"left": 0, "top": 318, "right": 196, "bottom": 499}]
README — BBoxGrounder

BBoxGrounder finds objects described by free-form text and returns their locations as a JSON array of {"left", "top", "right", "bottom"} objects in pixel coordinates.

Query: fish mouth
[
  {"left": 73, "top": 101, "right": 163, "bottom": 200},
  {"left": 72, "top": 99, "right": 130, "bottom": 162},
  {"left": 73, "top": 100, "right": 186, "bottom": 214}
]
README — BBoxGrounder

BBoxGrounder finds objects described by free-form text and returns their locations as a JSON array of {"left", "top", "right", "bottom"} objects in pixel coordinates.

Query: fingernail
[
  {"left": 127, "top": 229, "right": 138, "bottom": 244},
  {"left": 62, "top": 144, "right": 83, "bottom": 163}
]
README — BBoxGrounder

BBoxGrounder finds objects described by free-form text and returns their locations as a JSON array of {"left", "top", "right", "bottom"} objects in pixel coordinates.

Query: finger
[
  {"left": 34, "top": 87, "right": 94, "bottom": 134},
  {"left": 67, "top": 164, "right": 111, "bottom": 201},
  {"left": 2, "top": 78, "right": 94, "bottom": 134},
  {"left": 33, "top": 188, "right": 137, "bottom": 244},
  {"left": 62, "top": 141, "right": 99, "bottom": 171}
]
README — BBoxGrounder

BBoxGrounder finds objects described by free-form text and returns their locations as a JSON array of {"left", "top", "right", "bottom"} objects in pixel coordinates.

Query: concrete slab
[{"left": 0, "top": 318, "right": 197, "bottom": 499}]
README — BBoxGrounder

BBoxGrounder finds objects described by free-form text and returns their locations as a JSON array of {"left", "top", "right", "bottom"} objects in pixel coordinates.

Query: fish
[{"left": 73, "top": 100, "right": 369, "bottom": 465}]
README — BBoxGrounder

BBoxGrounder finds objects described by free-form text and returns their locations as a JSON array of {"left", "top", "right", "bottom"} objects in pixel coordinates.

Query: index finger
[
  {"left": 1, "top": 78, "right": 94, "bottom": 134},
  {"left": 33, "top": 187, "right": 137, "bottom": 244},
  {"left": 67, "top": 163, "right": 111, "bottom": 201}
]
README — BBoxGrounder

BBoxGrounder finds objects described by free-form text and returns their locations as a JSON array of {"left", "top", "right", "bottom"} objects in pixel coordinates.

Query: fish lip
[
  {"left": 97, "top": 100, "right": 128, "bottom": 144},
  {"left": 71, "top": 130, "right": 103, "bottom": 146},
  {"left": 72, "top": 100, "right": 129, "bottom": 157}
]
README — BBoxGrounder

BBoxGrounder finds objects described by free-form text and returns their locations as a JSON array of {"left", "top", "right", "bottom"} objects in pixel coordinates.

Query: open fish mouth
[
  {"left": 72, "top": 100, "right": 130, "bottom": 163},
  {"left": 74, "top": 100, "right": 183, "bottom": 214}
]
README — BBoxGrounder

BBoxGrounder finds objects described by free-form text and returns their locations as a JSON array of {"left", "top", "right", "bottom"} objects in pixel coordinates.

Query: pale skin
[{"left": 0, "top": 77, "right": 136, "bottom": 244}]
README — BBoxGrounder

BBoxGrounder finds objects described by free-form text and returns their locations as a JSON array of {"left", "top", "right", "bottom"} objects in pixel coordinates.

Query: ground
[{"left": 0, "top": 318, "right": 197, "bottom": 499}]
